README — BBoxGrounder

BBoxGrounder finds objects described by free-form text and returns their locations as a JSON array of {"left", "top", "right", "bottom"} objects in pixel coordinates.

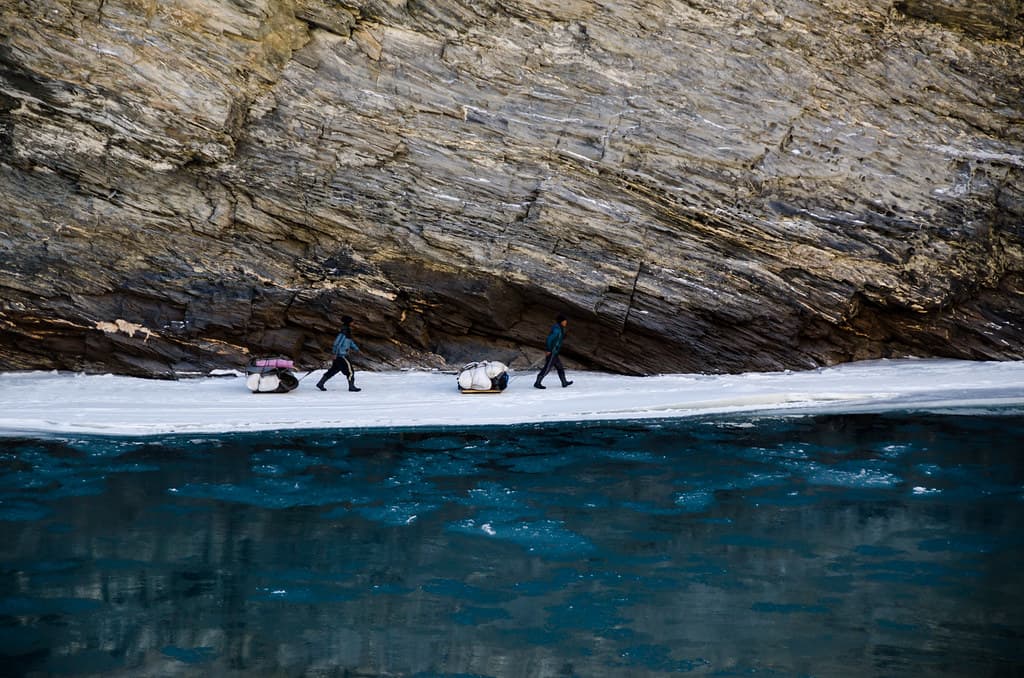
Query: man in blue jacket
[
  {"left": 316, "top": 315, "right": 361, "bottom": 392},
  {"left": 534, "top": 313, "right": 573, "bottom": 389}
]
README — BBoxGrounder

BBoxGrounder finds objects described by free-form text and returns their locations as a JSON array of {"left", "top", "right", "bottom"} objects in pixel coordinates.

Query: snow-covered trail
[{"left": 1, "top": 359, "right": 1023, "bottom": 436}]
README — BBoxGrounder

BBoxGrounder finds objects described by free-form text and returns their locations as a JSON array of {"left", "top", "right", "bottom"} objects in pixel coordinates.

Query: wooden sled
[
  {"left": 245, "top": 357, "right": 300, "bottom": 393},
  {"left": 456, "top": 361, "right": 510, "bottom": 394}
]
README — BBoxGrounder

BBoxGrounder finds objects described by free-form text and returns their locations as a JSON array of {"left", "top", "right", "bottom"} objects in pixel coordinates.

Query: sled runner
[
  {"left": 457, "top": 361, "right": 510, "bottom": 394},
  {"left": 245, "top": 357, "right": 300, "bottom": 393}
]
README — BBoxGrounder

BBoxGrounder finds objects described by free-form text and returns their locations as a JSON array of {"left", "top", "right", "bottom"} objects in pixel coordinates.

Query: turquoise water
[{"left": 1, "top": 412, "right": 1022, "bottom": 677}]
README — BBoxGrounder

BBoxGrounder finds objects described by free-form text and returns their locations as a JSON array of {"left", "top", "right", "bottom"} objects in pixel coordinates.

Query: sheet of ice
[{"left": 1, "top": 358, "right": 1023, "bottom": 436}]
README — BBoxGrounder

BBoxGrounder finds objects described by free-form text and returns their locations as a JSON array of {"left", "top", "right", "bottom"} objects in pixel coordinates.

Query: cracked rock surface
[{"left": 1, "top": 0, "right": 1022, "bottom": 377}]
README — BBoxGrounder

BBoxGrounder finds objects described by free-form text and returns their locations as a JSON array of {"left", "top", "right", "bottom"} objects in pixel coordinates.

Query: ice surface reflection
[{"left": 1, "top": 413, "right": 1023, "bottom": 676}]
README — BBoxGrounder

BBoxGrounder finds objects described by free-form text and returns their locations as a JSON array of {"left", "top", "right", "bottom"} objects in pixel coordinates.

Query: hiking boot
[
  {"left": 534, "top": 382, "right": 545, "bottom": 389},
  {"left": 348, "top": 384, "right": 361, "bottom": 392},
  {"left": 561, "top": 380, "right": 574, "bottom": 388},
  {"left": 316, "top": 381, "right": 327, "bottom": 391}
]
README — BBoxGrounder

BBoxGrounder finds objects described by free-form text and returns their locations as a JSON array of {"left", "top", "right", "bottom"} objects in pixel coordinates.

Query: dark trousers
[
  {"left": 535, "top": 353, "right": 568, "bottom": 386},
  {"left": 320, "top": 356, "right": 355, "bottom": 386}
]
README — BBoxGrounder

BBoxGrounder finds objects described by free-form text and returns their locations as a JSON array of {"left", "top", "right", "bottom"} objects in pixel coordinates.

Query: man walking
[
  {"left": 534, "top": 313, "right": 573, "bottom": 389},
  {"left": 316, "top": 315, "right": 361, "bottom": 392}
]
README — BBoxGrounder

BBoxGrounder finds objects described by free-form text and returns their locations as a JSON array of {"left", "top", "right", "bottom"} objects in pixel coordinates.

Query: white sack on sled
[
  {"left": 485, "top": 361, "right": 508, "bottom": 378},
  {"left": 471, "top": 365, "right": 491, "bottom": 390},
  {"left": 246, "top": 373, "right": 280, "bottom": 393}
]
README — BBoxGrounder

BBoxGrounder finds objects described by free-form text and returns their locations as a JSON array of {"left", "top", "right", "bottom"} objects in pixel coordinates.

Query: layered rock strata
[{"left": 1, "top": 0, "right": 1022, "bottom": 377}]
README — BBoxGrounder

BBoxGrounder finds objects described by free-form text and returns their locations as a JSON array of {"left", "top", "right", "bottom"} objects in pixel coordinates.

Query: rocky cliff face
[{"left": 1, "top": 0, "right": 1022, "bottom": 377}]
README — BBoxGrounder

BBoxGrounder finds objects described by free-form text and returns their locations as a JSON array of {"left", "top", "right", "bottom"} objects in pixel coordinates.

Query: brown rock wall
[{"left": 1, "top": 0, "right": 1022, "bottom": 376}]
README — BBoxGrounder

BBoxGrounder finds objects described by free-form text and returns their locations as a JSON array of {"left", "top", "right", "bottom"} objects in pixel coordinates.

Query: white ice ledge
[{"left": 2, "top": 358, "right": 1023, "bottom": 437}]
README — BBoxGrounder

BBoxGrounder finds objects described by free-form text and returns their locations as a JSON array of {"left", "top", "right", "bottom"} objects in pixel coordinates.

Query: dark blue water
[{"left": 1, "top": 412, "right": 1022, "bottom": 677}]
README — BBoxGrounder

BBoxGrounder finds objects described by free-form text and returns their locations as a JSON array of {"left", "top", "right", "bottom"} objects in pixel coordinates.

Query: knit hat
[
  {"left": 556, "top": 313, "right": 567, "bottom": 323},
  {"left": 341, "top": 315, "right": 354, "bottom": 324}
]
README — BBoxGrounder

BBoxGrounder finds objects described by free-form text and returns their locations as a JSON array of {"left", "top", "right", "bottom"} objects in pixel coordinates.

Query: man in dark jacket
[
  {"left": 534, "top": 313, "right": 573, "bottom": 389},
  {"left": 316, "top": 315, "right": 361, "bottom": 392}
]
